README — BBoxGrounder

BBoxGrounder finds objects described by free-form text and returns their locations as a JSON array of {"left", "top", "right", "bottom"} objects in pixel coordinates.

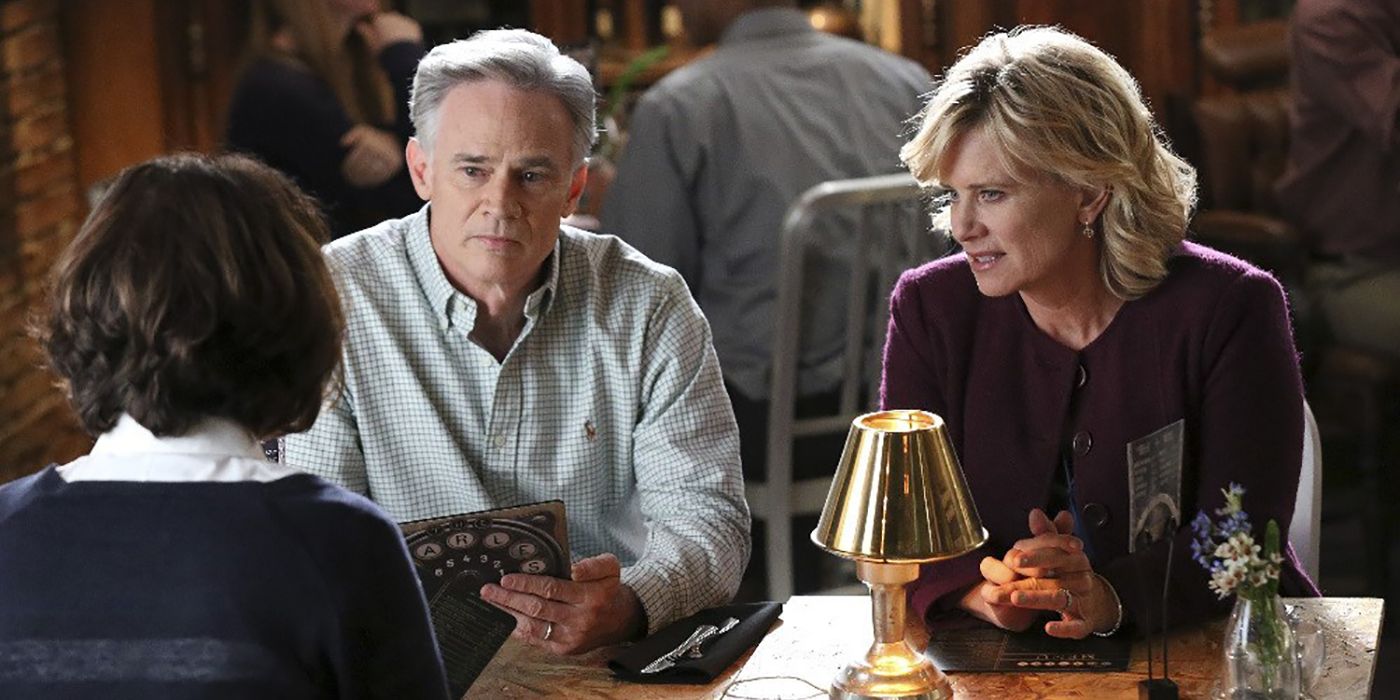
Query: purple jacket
[{"left": 882, "top": 241, "right": 1320, "bottom": 631}]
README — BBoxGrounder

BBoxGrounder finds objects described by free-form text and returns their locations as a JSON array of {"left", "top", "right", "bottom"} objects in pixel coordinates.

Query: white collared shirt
[{"left": 58, "top": 414, "right": 299, "bottom": 483}]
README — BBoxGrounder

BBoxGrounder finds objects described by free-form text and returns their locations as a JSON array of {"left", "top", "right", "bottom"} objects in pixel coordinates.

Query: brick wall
[{"left": 0, "top": 0, "right": 91, "bottom": 481}]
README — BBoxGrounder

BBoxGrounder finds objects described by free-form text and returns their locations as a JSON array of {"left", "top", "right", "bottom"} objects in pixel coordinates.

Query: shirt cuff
[{"left": 620, "top": 559, "right": 677, "bottom": 636}]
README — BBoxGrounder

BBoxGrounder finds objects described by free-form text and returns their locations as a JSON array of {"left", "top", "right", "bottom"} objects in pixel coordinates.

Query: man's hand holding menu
[{"left": 482, "top": 553, "right": 647, "bottom": 655}]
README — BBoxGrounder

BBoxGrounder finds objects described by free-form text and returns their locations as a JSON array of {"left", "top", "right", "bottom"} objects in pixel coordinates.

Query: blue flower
[
  {"left": 1191, "top": 538, "right": 1211, "bottom": 568},
  {"left": 1191, "top": 510, "right": 1212, "bottom": 536}
]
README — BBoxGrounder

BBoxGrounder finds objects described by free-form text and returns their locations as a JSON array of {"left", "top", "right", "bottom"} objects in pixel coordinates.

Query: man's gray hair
[{"left": 409, "top": 29, "right": 597, "bottom": 166}]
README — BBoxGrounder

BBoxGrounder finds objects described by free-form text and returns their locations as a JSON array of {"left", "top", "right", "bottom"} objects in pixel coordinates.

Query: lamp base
[
  {"left": 829, "top": 639, "right": 952, "bottom": 700},
  {"left": 1137, "top": 679, "right": 1178, "bottom": 700},
  {"left": 830, "top": 561, "right": 954, "bottom": 699}
]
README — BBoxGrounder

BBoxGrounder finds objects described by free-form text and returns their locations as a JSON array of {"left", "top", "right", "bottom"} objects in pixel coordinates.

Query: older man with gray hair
[{"left": 283, "top": 28, "right": 750, "bottom": 655}]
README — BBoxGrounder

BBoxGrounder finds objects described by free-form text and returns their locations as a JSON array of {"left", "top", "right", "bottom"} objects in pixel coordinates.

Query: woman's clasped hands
[{"left": 961, "top": 508, "right": 1120, "bottom": 638}]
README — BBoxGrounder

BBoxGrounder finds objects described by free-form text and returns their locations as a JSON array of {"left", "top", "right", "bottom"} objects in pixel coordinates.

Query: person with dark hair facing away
[
  {"left": 227, "top": 0, "right": 425, "bottom": 238},
  {"left": 0, "top": 153, "right": 448, "bottom": 699}
]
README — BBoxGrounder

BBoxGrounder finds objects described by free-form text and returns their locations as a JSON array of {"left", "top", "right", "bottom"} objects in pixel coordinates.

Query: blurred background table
[{"left": 466, "top": 595, "right": 1383, "bottom": 699}]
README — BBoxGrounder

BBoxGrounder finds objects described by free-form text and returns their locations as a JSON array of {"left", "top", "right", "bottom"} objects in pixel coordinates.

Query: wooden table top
[{"left": 466, "top": 595, "right": 1384, "bottom": 699}]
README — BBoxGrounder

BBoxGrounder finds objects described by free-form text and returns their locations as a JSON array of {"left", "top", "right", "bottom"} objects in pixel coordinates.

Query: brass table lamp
[{"left": 812, "top": 410, "right": 987, "bottom": 700}]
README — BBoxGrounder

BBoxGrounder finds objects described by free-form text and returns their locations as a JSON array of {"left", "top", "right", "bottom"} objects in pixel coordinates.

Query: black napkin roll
[{"left": 608, "top": 601, "right": 783, "bottom": 684}]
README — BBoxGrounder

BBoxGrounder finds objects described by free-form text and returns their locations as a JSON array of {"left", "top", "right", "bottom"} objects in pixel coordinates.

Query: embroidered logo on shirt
[{"left": 585, "top": 420, "right": 597, "bottom": 442}]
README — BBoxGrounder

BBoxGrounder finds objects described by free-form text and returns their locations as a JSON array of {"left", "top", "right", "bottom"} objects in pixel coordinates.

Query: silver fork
[
  {"left": 684, "top": 616, "right": 740, "bottom": 658},
  {"left": 640, "top": 624, "right": 716, "bottom": 674}
]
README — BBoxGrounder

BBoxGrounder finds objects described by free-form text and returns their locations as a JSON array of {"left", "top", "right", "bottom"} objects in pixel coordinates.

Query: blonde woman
[
  {"left": 227, "top": 0, "right": 424, "bottom": 237},
  {"left": 884, "top": 26, "right": 1319, "bottom": 639}
]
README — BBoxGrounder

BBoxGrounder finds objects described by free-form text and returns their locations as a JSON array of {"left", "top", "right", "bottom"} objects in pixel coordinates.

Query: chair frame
[
  {"left": 746, "top": 173, "right": 937, "bottom": 601},
  {"left": 1293, "top": 401, "right": 1323, "bottom": 582}
]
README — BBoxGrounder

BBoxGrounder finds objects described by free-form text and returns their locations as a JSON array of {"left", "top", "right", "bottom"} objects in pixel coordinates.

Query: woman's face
[{"left": 939, "top": 126, "right": 1104, "bottom": 303}]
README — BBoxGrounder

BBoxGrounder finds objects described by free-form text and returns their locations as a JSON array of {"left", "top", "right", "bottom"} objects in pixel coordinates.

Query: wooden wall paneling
[
  {"left": 63, "top": 0, "right": 243, "bottom": 195},
  {"left": 60, "top": 0, "right": 166, "bottom": 194},
  {"left": 619, "top": 0, "right": 647, "bottom": 51},
  {"left": 201, "top": 0, "right": 243, "bottom": 152},
  {"left": 896, "top": 0, "right": 939, "bottom": 70},
  {"left": 529, "top": 0, "right": 588, "bottom": 45},
  {"left": 938, "top": 0, "right": 1199, "bottom": 142},
  {"left": 152, "top": 0, "right": 243, "bottom": 154},
  {"left": 153, "top": 0, "right": 207, "bottom": 151},
  {"left": 941, "top": 0, "right": 999, "bottom": 66},
  {"left": 1133, "top": 0, "right": 1200, "bottom": 149},
  {"left": 1015, "top": 0, "right": 1136, "bottom": 80}
]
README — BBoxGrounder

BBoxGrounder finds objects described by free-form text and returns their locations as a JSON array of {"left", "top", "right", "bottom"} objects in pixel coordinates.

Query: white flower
[
  {"left": 1209, "top": 570, "right": 1234, "bottom": 598},
  {"left": 1210, "top": 565, "right": 1249, "bottom": 598},
  {"left": 1193, "top": 492, "right": 1283, "bottom": 600}
]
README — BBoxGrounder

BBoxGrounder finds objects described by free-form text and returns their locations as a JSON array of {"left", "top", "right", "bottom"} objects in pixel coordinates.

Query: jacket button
[
  {"left": 1076, "top": 363, "right": 1088, "bottom": 389},
  {"left": 1072, "top": 431, "right": 1093, "bottom": 456},
  {"left": 1082, "top": 502, "right": 1109, "bottom": 528}
]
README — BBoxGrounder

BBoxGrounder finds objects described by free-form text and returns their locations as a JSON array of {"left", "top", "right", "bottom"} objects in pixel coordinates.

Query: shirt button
[
  {"left": 1072, "top": 431, "right": 1093, "bottom": 457},
  {"left": 492, "top": 434, "right": 507, "bottom": 448},
  {"left": 1082, "top": 502, "right": 1109, "bottom": 528},
  {"left": 1076, "top": 364, "right": 1088, "bottom": 389}
]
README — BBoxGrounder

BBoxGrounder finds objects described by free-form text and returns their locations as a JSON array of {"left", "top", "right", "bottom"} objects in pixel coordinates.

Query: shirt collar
[
  {"left": 59, "top": 413, "right": 295, "bottom": 482},
  {"left": 720, "top": 7, "right": 815, "bottom": 46},
  {"left": 407, "top": 205, "right": 460, "bottom": 332},
  {"left": 89, "top": 414, "right": 263, "bottom": 459},
  {"left": 524, "top": 237, "right": 562, "bottom": 322},
  {"left": 408, "top": 204, "right": 563, "bottom": 331}
]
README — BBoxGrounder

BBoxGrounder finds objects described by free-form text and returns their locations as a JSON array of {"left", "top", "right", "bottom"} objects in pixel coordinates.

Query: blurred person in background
[
  {"left": 1276, "top": 0, "right": 1400, "bottom": 362},
  {"left": 599, "top": 0, "right": 930, "bottom": 593},
  {"left": 228, "top": 0, "right": 425, "bottom": 238}
]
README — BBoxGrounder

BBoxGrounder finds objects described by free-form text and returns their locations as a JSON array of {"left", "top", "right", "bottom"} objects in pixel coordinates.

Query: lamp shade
[{"left": 812, "top": 410, "right": 987, "bottom": 562}]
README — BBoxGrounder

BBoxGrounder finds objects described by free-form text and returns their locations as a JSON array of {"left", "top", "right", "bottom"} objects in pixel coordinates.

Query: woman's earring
[{"left": 1081, "top": 221, "right": 1095, "bottom": 238}]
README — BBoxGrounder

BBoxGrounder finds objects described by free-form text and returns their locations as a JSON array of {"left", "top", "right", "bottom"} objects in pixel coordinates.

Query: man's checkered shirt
[{"left": 282, "top": 207, "right": 751, "bottom": 633}]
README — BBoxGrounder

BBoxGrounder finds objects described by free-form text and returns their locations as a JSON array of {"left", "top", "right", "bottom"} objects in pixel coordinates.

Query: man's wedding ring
[
  {"left": 1059, "top": 588, "right": 1074, "bottom": 612},
  {"left": 542, "top": 621, "right": 554, "bottom": 641}
]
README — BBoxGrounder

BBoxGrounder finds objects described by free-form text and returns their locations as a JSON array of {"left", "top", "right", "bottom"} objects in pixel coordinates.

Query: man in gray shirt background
[{"left": 600, "top": 0, "right": 929, "bottom": 592}]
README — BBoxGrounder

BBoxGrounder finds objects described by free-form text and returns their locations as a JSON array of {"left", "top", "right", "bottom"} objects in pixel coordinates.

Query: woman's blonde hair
[
  {"left": 245, "top": 0, "right": 393, "bottom": 125},
  {"left": 901, "top": 26, "right": 1197, "bottom": 300}
]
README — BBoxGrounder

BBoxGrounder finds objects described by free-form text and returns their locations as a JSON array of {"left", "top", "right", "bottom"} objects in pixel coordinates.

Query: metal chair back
[{"left": 749, "top": 173, "right": 949, "bottom": 600}]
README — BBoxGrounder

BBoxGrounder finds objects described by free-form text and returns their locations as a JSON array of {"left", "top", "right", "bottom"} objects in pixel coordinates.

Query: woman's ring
[
  {"left": 1059, "top": 588, "right": 1074, "bottom": 612},
  {"left": 542, "top": 621, "right": 554, "bottom": 641}
]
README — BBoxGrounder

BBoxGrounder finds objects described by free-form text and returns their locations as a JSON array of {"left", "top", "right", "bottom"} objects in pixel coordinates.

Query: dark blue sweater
[{"left": 0, "top": 467, "right": 449, "bottom": 699}]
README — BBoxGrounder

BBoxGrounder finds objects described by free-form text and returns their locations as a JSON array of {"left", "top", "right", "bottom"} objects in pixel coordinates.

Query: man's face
[{"left": 406, "top": 80, "right": 587, "bottom": 298}]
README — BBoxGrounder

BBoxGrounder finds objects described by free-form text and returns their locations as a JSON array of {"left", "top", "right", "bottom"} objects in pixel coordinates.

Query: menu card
[
  {"left": 925, "top": 624, "right": 1131, "bottom": 673},
  {"left": 401, "top": 500, "right": 571, "bottom": 697}
]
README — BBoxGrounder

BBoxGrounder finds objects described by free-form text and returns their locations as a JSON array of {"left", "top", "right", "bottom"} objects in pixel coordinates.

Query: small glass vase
[{"left": 1220, "top": 588, "right": 1302, "bottom": 699}]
